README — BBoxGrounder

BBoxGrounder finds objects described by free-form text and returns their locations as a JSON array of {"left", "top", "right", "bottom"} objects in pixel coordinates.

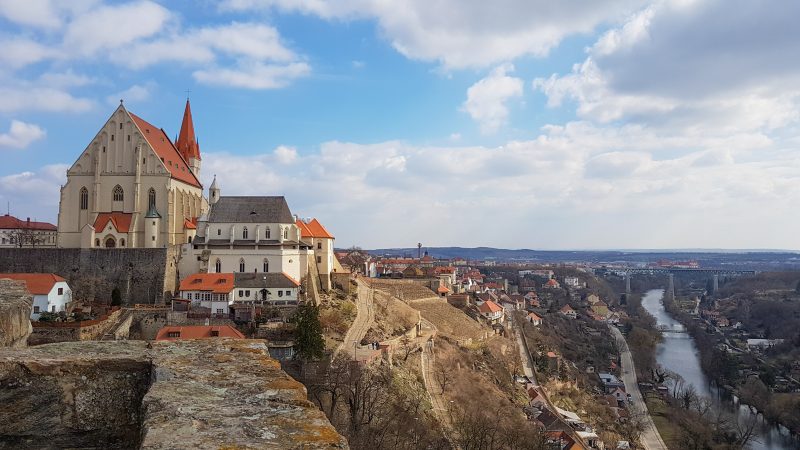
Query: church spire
[{"left": 176, "top": 98, "right": 202, "bottom": 177}]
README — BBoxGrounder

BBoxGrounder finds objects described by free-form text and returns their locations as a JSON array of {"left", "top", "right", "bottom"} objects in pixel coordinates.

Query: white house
[
  {"left": 560, "top": 304, "right": 577, "bottom": 319},
  {"left": 178, "top": 273, "right": 234, "bottom": 316},
  {"left": 478, "top": 300, "right": 504, "bottom": 324},
  {"left": 232, "top": 272, "right": 301, "bottom": 307},
  {"left": 0, "top": 273, "right": 71, "bottom": 320},
  {"left": 527, "top": 312, "right": 542, "bottom": 326}
]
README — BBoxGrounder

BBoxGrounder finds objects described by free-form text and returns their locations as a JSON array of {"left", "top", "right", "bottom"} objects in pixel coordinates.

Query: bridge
[
  {"left": 656, "top": 324, "right": 686, "bottom": 334},
  {"left": 622, "top": 267, "right": 757, "bottom": 276}
]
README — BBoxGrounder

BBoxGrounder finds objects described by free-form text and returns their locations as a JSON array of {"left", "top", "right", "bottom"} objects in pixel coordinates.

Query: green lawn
[{"left": 645, "top": 395, "right": 680, "bottom": 449}]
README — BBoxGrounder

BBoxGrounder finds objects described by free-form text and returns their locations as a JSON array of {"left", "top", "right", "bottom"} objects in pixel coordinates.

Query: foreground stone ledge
[
  {"left": 0, "top": 279, "right": 33, "bottom": 348},
  {"left": 0, "top": 339, "right": 348, "bottom": 450}
]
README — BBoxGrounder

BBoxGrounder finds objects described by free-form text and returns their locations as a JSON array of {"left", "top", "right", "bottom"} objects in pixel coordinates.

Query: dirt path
[
  {"left": 418, "top": 318, "right": 457, "bottom": 448},
  {"left": 332, "top": 279, "right": 374, "bottom": 361},
  {"left": 610, "top": 325, "right": 669, "bottom": 450}
]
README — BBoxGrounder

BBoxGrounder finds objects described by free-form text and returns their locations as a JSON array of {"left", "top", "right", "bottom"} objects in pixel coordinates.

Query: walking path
[
  {"left": 610, "top": 325, "right": 669, "bottom": 450},
  {"left": 332, "top": 279, "right": 374, "bottom": 361},
  {"left": 418, "top": 318, "right": 458, "bottom": 448}
]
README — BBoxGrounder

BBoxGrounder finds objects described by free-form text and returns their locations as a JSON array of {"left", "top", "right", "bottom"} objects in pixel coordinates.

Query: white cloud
[
  {"left": 219, "top": 0, "right": 650, "bottom": 69},
  {"left": 0, "top": 86, "right": 94, "bottom": 113},
  {"left": 274, "top": 145, "right": 298, "bottom": 164},
  {"left": 0, "top": 0, "right": 62, "bottom": 29},
  {"left": 63, "top": 1, "right": 171, "bottom": 55},
  {"left": 106, "top": 84, "right": 153, "bottom": 106},
  {"left": 462, "top": 64, "right": 523, "bottom": 133},
  {"left": 193, "top": 61, "right": 310, "bottom": 89},
  {"left": 0, "top": 120, "right": 46, "bottom": 149},
  {"left": 0, "top": 163, "right": 67, "bottom": 223},
  {"left": 0, "top": 38, "right": 57, "bottom": 68}
]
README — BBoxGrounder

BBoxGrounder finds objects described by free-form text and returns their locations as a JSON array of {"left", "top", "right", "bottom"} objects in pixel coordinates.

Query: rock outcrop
[
  {"left": 0, "top": 279, "right": 32, "bottom": 347},
  {"left": 0, "top": 339, "right": 348, "bottom": 449}
]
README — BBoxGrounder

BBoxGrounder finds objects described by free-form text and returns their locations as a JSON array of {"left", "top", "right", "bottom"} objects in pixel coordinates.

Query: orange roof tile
[
  {"left": 528, "top": 312, "right": 542, "bottom": 321},
  {"left": 560, "top": 304, "right": 575, "bottom": 313},
  {"left": 0, "top": 273, "right": 66, "bottom": 295},
  {"left": 175, "top": 99, "right": 201, "bottom": 162},
  {"left": 478, "top": 300, "right": 502, "bottom": 314},
  {"left": 437, "top": 285, "right": 450, "bottom": 294},
  {"left": 179, "top": 273, "right": 234, "bottom": 294},
  {"left": 183, "top": 218, "right": 197, "bottom": 230},
  {"left": 155, "top": 325, "right": 244, "bottom": 341},
  {"left": 93, "top": 212, "right": 133, "bottom": 233},
  {"left": 296, "top": 218, "right": 333, "bottom": 239},
  {"left": 0, "top": 214, "right": 56, "bottom": 231},
  {"left": 130, "top": 112, "right": 202, "bottom": 188}
]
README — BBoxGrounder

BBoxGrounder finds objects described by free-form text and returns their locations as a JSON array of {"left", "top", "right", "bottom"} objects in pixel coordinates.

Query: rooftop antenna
[{"left": 185, "top": 88, "right": 191, "bottom": 100}]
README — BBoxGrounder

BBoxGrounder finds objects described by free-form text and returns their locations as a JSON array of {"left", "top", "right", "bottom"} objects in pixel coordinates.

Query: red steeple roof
[{"left": 176, "top": 99, "right": 200, "bottom": 162}]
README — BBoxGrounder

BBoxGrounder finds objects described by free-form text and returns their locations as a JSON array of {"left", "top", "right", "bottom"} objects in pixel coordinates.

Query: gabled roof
[
  {"left": 296, "top": 218, "right": 334, "bottom": 239},
  {"left": 0, "top": 214, "right": 56, "bottom": 231},
  {"left": 0, "top": 273, "right": 66, "bottom": 295},
  {"left": 478, "top": 300, "right": 502, "bottom": 314},
  {"left": 93, "top": 212, "right": 133, "bottom": 233},
  {"left": 528, "top": 312, "right": 542, "bottom": 321},
  {"left": 155, "top": 325, "right": 244, "bottom": 341},
  {"left": 234, "top": 272, "right": 301, "bottom": 288},
  {"left": 130, "top": 112, "right": 202, "bottom": 188},
  {"left": 437, "top": 285, "right": 450, "bottom": 294},
  {"left": 560, "top": 304, "right": 575, "bottom": 313},
  {"left": 184, "top": 218, "right": 197, "bottom": 230},
  {"left": 208, "top": 196, "right": 293, "bottom": 224},
  {"left": 179, "top": 273, "right": 235, "bottom": 294}
]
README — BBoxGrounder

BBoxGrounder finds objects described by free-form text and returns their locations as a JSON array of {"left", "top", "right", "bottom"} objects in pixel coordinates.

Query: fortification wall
[{"left": 0, "top": 248, "right": 177, "bottom": 305}]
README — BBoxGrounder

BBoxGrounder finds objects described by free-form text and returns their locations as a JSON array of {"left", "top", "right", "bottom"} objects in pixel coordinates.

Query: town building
[
  {"left": 155, "top": 325, "right": 245, "bottom": 341},
  {"left": 0, "top": 273, "right": 71, "bottom": 319},
  {"left": 559, "top": 304, "right": 577, "bottom": 319},
  {"left": 0, "top": 215, "right": 58, "bottom": 247},
  {"left": 478, "top": 300, "right": 504, "bottom": 324},
  {"left": 178, "top": 273, "right": 234, "bottom": 316},
  {"left": 295, "top": 218, "right": 335, "bottom": 290},
  {"left": 178, "top": 272, "right": 302, "bottom": 316},
  {"left": 57, "top": 100, "right": 206, "bottom": 249}
]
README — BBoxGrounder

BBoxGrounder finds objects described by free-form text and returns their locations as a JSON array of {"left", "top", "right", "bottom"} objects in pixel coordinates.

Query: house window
[
  {"left": 95, "top": 238, "right": 100, "bottom": 247},
  {"left": 317, "top": 242, "right": 322, "bottom": 250},
  {"left": 214, "top": 259, "right": 221, "bottom": 273},
  {"left": 113, "top": 185, "right": 124, "bottom": 202},
  {"left": 245, "top": 290, "right": 250, "bottom": 297},
  {"left": 239, "top": 259, "right": 245, "bottom": 272},
  {"left": 58, "top": 288, "right": 63, "bottom": 295},
  {"left": 151, "top": 236, "right": 155, "bottom": 241},
  {"left": 167, "top": 331, "right": 180, "bottom": 338},
  {"left": 33, "top": 306, "right": 40, "bottom": 313},
  {"left": 263, "top": 259, "right": 269, "bottom": 272},
  {"left": 216, "top": 309, "right": 223, "bottom": 315},
  {"left": 278, "top": 290, "right": 283, "bottom": 297},
  {"left": 242, "top": 227, "right": 248, "bottom": 239},
  {"left": 211, "top": 330, "right": 219, "bottom": 336},
  {"left": 188, "top": 236, "right": 192, "bottom": 244},
  {"left": 120, "top": 238, "right": 125, "bottom": 247},
  {"left": 119, "top": 123, "right": 123, "bottom": 130},
  {"left": 266, "top": 228, "right": 271, "bottom": 239},
  {"left": 217, "top": 229, "right": 221, "bottom": 236},
  {"left": 238, "top": 290, "right": 243, "bottom": 297},
  {"left": 284, "top": 228, "right": 288, "bottom": 239},
  {"left": 79, "top": 187, "right": 88, "bottom": 210},
  {"left": 317, "top": 256, "right": 322, "bottom": 264},
  {"left": 111, "top": 135, "right": 114, "bottom": 141},
  {"left": 148, "top": 188, "right": 156, "bottom": 209}
]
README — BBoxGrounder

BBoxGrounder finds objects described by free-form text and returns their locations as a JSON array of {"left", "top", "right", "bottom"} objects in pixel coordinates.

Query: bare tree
[
  {"left": 435, "top": 362, "right": 451, "bottom": 394},
  {"left": 7, "top": 227, "right": 46, "bottom": 248},
  {"left": 399, "top": 335, "right": 416, "bottom": 361}
]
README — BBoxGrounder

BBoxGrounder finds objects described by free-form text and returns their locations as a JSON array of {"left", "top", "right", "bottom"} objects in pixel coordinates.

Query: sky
[{"left": 0, "top": 0, "right": 798, "bottom": 250}]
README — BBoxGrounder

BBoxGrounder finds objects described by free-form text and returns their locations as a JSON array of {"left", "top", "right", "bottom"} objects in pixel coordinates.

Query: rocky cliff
[
  {"left": 0, "top": 339, "right": 348, "bottom": 449},
  {"left": 0, "top": 279, "right": 32, "bottom": 347}
]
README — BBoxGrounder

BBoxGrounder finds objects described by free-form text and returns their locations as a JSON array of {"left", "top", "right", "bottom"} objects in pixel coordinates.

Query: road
[
  {"left": 332, "top": 279, "right": 374, "bottom": 361},
  {"left": 610, "top": 325, "right": 669, "bottom": 450},
  {"left": 509, "top": 314, "right": 537, "bottom": 384}
]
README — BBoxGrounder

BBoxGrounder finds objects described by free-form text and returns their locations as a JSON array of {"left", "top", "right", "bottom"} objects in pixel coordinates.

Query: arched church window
[
  {"left": 266, "top": 228, "right": 271, "bottom": 239},
  {"left": 120, "top": 238, "right": 126, "bottom": 247},
  {"left": 242, "top": 227, "right": 248, "bottom": 240},
  {"left": 214, "top": 259, "right": 221, "bottom": 273},
  {"left": 239, "top": 258, "right": 245, "bottom": 273},
  {"left": 113, "top": 185, "right": 124, "bottom": 202},
  {"left": 283, "top": 228, "right": 288, "bottom": 239},
  {"left": 263, "top": 259, "right": 269, "bottom": 272},
  {"left": 95, "top": 238, "right": 100, "bottom": 247},
  {"left": 148, "top": 188, "right": 156, "bottom": 209},
  {"left": 79, "top": 187, "right": 88, "bottom": 210}
]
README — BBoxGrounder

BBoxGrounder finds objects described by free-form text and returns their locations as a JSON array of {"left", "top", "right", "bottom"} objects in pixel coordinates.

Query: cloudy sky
[{"left": 0, "top": 0, "right": 798, "bottom": 250}]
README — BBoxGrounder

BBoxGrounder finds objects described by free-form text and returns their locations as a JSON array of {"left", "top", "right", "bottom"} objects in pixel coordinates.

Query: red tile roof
[
  {"left": 560, "top": 305, "right": 575, "bottom": 313},
  {"left": 93, "top": 212, "right": 133, "bottom": 233},
  {"left": 437, "top": 285, "right": 450, "bottom": 294},
  {"left": 0, "top": 214, "right": 56, "bottom": 231},
  {"left": 478, "top": 300, "right": 502, "bottom": 314},
  {"left": 179, "top": 273, "right": 235, "bottom": 294},
  {"left": 0, "top": 273, "right": 65, "bottom": 295},
  {"left": 183, "top": 218, "right": 196, "bottom": 230},
  {"left": 528, "top": 312, "right": 542, "bottom": 321},
  {"left": 130, "top": 112, "right": 202, "bottom": 188},
  {"left": 155, "top": 325, "right": 244, "bottom": 341},
  {"left": 175, "top": 99, "right": 201, "bottom": 162},
  {"left": 296, "top": 218, "right": 334, "bottom": 239}
]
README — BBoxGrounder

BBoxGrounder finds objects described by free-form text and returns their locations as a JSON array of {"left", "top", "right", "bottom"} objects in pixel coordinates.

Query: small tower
[
  {"left": 176, "top": 98, "right": 201, "bottom": 177},
  {"left": 209, "top": 175, "right": 220, "bottom": 205},
  {"left": 145, "top": 203, "right": 162, "bottom": 248}
]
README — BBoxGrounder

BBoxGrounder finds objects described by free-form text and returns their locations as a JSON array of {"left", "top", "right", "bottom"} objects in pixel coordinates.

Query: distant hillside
[{"left": 364, "top": 247, "right": 800, "bottom": 270}]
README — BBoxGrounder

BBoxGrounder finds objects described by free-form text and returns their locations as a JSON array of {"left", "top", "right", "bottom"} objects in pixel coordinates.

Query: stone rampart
[
  {"left": 0, "top": 279, "right": 33, "bottom": 347},
  {"left": 0, "top": 248, "right": 178, "bottom": 305}
]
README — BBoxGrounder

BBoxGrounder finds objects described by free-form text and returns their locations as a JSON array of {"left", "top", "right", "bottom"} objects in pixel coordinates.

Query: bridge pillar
[
  {"left": 667, "top": 273, "right": 675, "bottom": 299},
  {"left": 625, "top": 273, "right": 631, "bottom": 294},
  {"left": 712, "top": 274, "right": 719, "bottom": 293}
]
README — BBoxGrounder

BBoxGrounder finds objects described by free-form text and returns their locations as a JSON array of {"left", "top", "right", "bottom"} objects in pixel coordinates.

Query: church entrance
[{"left": 105, "top": 237, "right": 116, "bottom": 248}]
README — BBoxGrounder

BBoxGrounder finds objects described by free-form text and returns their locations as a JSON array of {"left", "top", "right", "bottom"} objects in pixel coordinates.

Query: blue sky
[{"left": 1, "top": 0, "right": 799, "bottom": 250}]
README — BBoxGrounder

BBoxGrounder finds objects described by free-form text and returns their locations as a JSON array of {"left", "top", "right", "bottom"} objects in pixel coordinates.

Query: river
[{"left": 640, "top": 289, "right": 798, "bottom": 450}]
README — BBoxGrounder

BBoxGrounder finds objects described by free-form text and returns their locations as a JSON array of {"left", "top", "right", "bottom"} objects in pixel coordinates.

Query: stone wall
[
  {"left": 29, "top": 307, "right": 123, "bottom": 345},
  {"left": 0, "top": 279, "right": 32, "bottom": 347},
  {"left": 0, "top": 340, "right": 348, "bottom": 449},
  {"left": 0, "top": 248, "right": 177, "bottom": 305}
]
